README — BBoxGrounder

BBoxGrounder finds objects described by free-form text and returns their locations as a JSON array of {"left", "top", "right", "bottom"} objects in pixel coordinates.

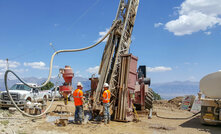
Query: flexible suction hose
[
  {"left": 4, "top": 20, "right": 120, "bottom": 118},
  {"left": 156, "top": 111, "right": 200, "bottom": 120},
  {"left": 4, "top": 72, "right": 58, "bottom": 118}
]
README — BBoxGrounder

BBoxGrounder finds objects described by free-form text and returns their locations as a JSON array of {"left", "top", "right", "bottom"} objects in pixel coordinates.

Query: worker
[
  {"left": 102, "top": 83, "right": 111, "bottom": 124},
  {"left": 73, "top": 82, "right": 84, "bottom": 124}
]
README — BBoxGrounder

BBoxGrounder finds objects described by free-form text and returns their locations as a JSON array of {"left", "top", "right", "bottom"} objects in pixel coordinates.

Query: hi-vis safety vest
[
  {"left": 103, "top": 90, "right": 111, "bottom": 103},
  {"left": 73, "top": 89, "right": 83, "bottom": 106}
]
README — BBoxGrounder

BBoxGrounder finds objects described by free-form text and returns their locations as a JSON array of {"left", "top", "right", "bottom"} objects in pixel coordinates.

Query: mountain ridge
[
  {"left": 0, "top": 77, "right": 199, "bottom": 100},
  {"left": 151, "top": 81, "right": 199, "bottom": 100}
]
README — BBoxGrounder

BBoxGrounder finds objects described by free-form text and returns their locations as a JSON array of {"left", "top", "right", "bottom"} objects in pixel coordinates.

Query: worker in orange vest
[
  {"left": 73, "top": 82, "right": 84, "bottom": 124},
  {"left": 102, "top": 83, "right": 111, "bottom": 124}
]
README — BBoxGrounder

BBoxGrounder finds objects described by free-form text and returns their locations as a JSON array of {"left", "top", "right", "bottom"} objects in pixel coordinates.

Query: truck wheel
[
  {"left": 200, "top": 106, "right": 217, "bottom": 125},
  {"left": 145, "top": 88, "right": 153, "bottom": 110},
  {"left": 200, "top": 112, "right": 216, "bottom": 125},
  {"left": 200, "top": 114, "right": 207, "bottom": 125}
]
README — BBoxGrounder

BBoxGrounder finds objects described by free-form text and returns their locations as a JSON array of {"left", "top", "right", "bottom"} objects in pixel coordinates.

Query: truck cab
[{"left": 0, "top": 83, "right": 48, "bottom": 108}]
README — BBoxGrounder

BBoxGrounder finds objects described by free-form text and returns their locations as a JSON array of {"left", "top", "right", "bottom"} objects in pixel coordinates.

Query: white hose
[
  {"left": 7, "top": 20, "right": 120, "bottom": 89},
  {"left": 4, "top": 20, "right": 120, "bottom": 118},
  {"left": 4, "top": 73, "right": 58, "bottom": 118}
]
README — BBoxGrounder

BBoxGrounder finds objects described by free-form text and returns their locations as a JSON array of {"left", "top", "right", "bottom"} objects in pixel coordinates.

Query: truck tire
[
  {"left": 145, "top": 88, "right": 153, "bottom": 110},
  {"left": 200, "top": 114, "right": 207, "bottom": 125},
  {"left": 200, "top": 106, "right": 217, "bottom": 125}
]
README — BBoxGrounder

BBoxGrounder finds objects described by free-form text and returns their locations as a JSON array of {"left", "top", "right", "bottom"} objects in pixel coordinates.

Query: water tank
[{"left": 200, "top": 71, "right": 221, "bottom": 99}]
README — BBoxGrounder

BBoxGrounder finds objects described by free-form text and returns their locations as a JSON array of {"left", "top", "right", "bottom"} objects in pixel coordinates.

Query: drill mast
[{"left": 93, "top": 0, "right": 139, "bottom": 108}]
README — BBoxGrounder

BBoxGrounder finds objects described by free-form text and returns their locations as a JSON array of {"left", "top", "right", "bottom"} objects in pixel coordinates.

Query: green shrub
[
  {"left": 153, "top": 91, "right": 161, "bottom": 100},
  {"left": 41, "top": 81, "right": 54, "bottom": 90}
]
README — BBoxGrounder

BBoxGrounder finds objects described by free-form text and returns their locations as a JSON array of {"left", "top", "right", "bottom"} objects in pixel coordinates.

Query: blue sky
[{"left": 0, "top": 0, "right": 221, "bottom": 83}]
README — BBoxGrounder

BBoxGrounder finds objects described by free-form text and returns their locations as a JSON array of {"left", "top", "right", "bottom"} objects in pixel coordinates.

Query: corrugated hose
[{"left": 156, "top": 111, "right": 201, "bottom": 120}]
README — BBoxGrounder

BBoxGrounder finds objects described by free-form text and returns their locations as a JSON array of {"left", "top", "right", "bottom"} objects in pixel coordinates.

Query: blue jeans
[
  {"left": 103, "top": 103, "right": 110, "bottom": 123},
  {"left": 75, "top": 105, "right": 83, "bottom": 123}
]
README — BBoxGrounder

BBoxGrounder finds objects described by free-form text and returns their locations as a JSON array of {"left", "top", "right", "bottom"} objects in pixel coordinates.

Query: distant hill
[
  {"left": 0, "top": 77, "right": 199, "bottom": 100},
  {"left": 151, "top": 81, "right": 199, "bottom": 100}
]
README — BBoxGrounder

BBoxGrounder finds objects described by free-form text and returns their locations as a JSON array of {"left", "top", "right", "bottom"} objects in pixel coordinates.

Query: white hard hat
[
  {"left": 103, "top": 83, "right": 109, "bottom": 88},
  {"left": 77, "top": 82, "right": 83, "bottom": 87}
]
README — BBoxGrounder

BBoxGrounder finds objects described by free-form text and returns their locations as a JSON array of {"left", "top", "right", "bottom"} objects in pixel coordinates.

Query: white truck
[
  {"left": 199, "top": 71, "right": 221, "bottom": 125},
  {"left": 0, "top": 83, "right": 49, "bottom": 108},
  {"left": 48, "top": 86, "right": 74, "bottom": 101},
  {"left": 48, "top": 86, "right": 62, "bottom": 100}
]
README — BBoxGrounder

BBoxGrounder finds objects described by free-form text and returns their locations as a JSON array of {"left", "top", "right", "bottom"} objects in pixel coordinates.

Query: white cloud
[
  {"left": 13, "top": 68, "right": 29, "bottom": 73},
  {"left": 0, "top": 68, "right": 28, "bottom": 80},
  {"left": 204, "top": 31, "right": 211, "bottom": 35},
  {"left": 96, "top": 28, "right": 109, "bottom": 42},
  {"left": 165, "top": 0, "right": 221, "bottom": 36},
  {"left": 0, "top": 59, "right": 21, "bottom": 78},
  {"left": 86, "top": 66, "right": 99, "bottom": 74},
  {"left": 0, "top": 60, "right": 27, "bottom": 79},
  {"left": 24, "top": 61, "right": 48, "bottom": 70},
  {"left": 75, "top": 71, "right": 83, "bottom": 77},
  {"left": 0, "top": 59, "right": 20, "bottom": 69},
  {"left": 53, "top": 65, "right": 60, "bottom": 69},
  {"left": 146, "top": 66, "right": 172, "bottom": 72},
  {"left": 154, "top": 22, "right": 163, "bottom": 28},
  {"left": 188, "top": 76, "right": 196, "bottom": 81}
]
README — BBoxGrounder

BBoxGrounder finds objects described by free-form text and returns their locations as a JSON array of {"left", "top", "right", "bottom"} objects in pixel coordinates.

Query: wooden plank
[
  {"left": 124, "top": 57, "right": 129, "bottom": 120},
  {"left": 122, "top": 58, "right": 126, "bottom": 120},
  {"left": 117, "top": 86, "right": 121, "bottom": 119},
  {"left": 123, "top": 85, "right": 126, "bottom": 120},
  {"left": 120, "top": 59, "right": 125, "bottom": 120},
  {"left": 122, "top": 57, "right": 127, "bottom": 120},
  {"left": 119, "top": 57, "right": 125, "bottom": 120},
  {"left": 120, "top": 84, "right": 125, "bottom": 120},
  {"left": 117, "top": 57, "right": 125, "bottom": 120}
]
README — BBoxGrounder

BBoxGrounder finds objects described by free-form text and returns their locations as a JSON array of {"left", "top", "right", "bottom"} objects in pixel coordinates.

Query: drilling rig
[
  {"left": 90, "top": 0, "right": 153, "bottom": 121},
  {"left": 4, "top": 0, "right": 153, "bottom": 120}
]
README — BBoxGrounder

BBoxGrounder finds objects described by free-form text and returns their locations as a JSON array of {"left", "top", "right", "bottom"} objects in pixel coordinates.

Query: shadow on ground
[{"left": 180, "top": 116, "right": 221, "bottom": 134}]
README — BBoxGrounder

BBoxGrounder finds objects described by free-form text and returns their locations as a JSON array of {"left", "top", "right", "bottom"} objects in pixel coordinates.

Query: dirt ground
[{"left": 0, "top": 101, "right": 221, "bottom": 134}]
